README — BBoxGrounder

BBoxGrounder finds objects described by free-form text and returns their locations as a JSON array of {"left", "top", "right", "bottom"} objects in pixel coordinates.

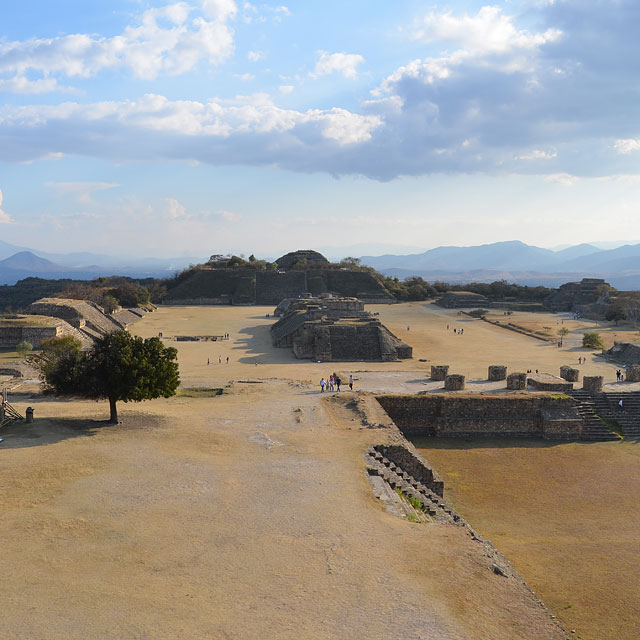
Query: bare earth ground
[
  {"left": 414, "top": 437, "right": 640, "bottom": 640},
  {"left": 1, "top": 302, "right": 639, "bottom": 638}
]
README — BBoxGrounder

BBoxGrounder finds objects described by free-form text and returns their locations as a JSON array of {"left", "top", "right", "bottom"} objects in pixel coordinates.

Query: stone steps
[
  {"left": 364, "top": 447, "right": 459, "bottom": 523},
  {"left": 569, "top": 390, "right": 621, "bottom": 441},
  {"left": 592, "top": 392, "right": 640, "bottom": 439}
]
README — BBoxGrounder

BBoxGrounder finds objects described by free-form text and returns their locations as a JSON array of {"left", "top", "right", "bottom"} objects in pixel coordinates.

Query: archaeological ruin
[
  {"left": 271, "top": 295, "right": 411, "bottom": 361},
  {"left": 163, "top": 250, "right": 396, "bottom": 305}
]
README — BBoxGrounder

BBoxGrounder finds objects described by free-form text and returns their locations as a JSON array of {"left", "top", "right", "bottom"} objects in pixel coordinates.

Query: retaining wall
[{"left": 376, "top": 394, "right": 583, "bottom": 440}]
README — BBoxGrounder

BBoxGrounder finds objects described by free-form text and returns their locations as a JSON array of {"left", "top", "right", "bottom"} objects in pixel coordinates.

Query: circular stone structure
[
  {"left": 431, "top": 365, "right": 449, "bottom": 381},
  {"left": 583, "top": 376, "right": 604, "bottom": 393},
  {"left": 444, "top": 374, "right": 465, "bottom": 391},
  {"left": 507, "top": 372, "right": 527, "bottom": 390},
  {"left": 560, "top": 366, "right": 580, "bottom": 382},
  {"left": 626, "top": 364, "right": 640, "bottom": 382},
  {"left": 488, "top": 365, "right": 507, "bottom": 381}
]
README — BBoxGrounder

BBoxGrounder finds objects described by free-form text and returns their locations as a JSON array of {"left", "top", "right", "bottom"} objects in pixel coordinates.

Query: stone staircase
[
  {"left": 569, "top": 390, "right": 621, "bottom": 441},
  {"left": 594, "top": 391, "right": 640, "bottom": 439},
  {"left": 364, "top": 446, "right": 460, "bottom": 523}
]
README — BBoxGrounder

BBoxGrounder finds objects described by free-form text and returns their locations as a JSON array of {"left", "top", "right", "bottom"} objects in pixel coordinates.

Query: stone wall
[
  {"left": 436, "top": 291, "right": 490, "bottom": 308},
  {"left": 583, "top": 376, "right": 603, "bottom": 393},
  {"left": 0, "top": 325, "right": 59, "bottom": 348},
  {"left": 376, "top": 394, "right": 583, "bottom": 439},
  {"left": 255, "top": 271, "right": 307, "bottom": 305},
  {"left": 560, "top": 366, "right": 579, "bottom": 382}
]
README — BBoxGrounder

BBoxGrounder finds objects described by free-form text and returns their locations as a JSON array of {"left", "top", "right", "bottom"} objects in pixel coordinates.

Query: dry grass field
[{"left": 1, "top": 301, "right": 639, "bottom": 638}]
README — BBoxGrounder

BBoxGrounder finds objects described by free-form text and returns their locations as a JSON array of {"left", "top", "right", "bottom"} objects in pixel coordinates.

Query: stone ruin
[
  {"left": 436, "top": 291, "right": 490, "bottom": 309},
  {"left": 164, "top": 249, "right": 396, "bottom": 305},
  {"left": 271, "top": 298, "right": 411, "bottom": 362},
  {"left": 544, "top": 278, "right": 610, "bottom": 313},
  {"left": 444, "top": 374, "right": 465, "bottom": 391},
  {"left": 626, "top": 364, "right": 640, "bottom": 382},
  {"left": 488, "top": 365, "right": 507, "bottom": 381},
  {"left": 604, "top": 341, "right": 640, "bottom": 365},
  {"left": 583, "top": 376, "right": 603, "bottom": 393},
  {"left": 507, "top": 372, "right": 527, "bottom": 390},
  {"left": 527, "top": 373, "right": 574, "bottom": 392},
  {"left": 559, "top": 366, "right": 580, "bottom": 382},
  {"left": 430, "top": 365, "right": 449, "bottom": 381},
  {"left": 273, "top": 294, "right": 364, "bottom": 318}
]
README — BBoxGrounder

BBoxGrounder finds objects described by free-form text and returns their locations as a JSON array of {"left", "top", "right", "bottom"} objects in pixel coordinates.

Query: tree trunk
[{"left": 108, "top": 396, "right": 118, "bottom": 423}]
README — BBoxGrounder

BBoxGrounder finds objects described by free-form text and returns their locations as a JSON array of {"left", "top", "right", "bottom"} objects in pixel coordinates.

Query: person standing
[
  {"left": 336, "top": 376, "right": 341, "bottom": 392},
  {"left": 349, "top": 374, "right": 353, "bottom": 391},
  {"left": 320, "top": 377, "right": 326, "bottom": 393}
]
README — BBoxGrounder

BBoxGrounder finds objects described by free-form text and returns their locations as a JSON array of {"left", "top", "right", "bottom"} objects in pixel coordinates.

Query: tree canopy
[{"left": 33, "top": 331, "right": 180, "bottom": 423}]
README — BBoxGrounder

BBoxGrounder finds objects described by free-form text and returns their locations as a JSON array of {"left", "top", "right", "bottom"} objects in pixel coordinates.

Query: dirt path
[{"left": 0, "top": 381, "right": 565, "bottom": 639}]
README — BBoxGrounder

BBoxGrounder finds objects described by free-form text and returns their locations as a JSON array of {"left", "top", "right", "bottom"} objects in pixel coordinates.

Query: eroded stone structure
[
  {"left": 583, "top": 376, "right": 603, "bottom": 393},
  {"left": 430, "top": 365, "right": 449, "bottom": 381},
  {"left": 271, "top": 298, "right": 411, "bottom": 361},
  {"left": 544, "top": 278, "right": 610, "bottom": 313},
  {"left": 604, "top": 341, "right": 640, "bottom": 365},
  {"left": 527, "top": 374, "right": 574, "bottom": 391},
  {"left": 507, "top": 372, "right": 527, "bottom": 390},
  {"left": 436, "top": 291, "right": 489, "bottom": 309},
  {"left": 488, "top": 365, "right": 507, "bottom": 381},
  {"left": 626, "top": 364, "right": 640, "bottom": 382},
  {"left": 165, "top": 250, "right": 396, "bottom": 305},
  {"left": 560, "top": 366, "right": 579, "bottom": 382},
  {"left": 444, "top": 374, "right": 465, "bottom": 391},
  {"left": 0, "top": 315, "right": 89, "bottom": 348}
]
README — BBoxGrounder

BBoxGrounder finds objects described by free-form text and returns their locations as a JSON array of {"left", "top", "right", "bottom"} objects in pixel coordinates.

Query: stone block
[
  {"left": 431, "top": 365, "right": 449, "bottom": 381},
  {"left": 507, "top": 372, "right": 527, "bottom": 390},
  {"left": 583, "top": 376, "right": 603, "bottom": 393},
  {"left": 444, "top": 374, "right": 465, "bottom": 391},
  {"left": 488, "top": 365, "right": 507, "bottom": 381},
  {"left": 626, "top": 364, "right": 640, "bottom": 382},
  {"left": 560, "top": 366, "right": 579, "bottom": 382}
]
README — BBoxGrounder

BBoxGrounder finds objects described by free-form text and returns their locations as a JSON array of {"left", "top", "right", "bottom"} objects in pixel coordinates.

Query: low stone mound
[
  {"left": 29, "top": 298, "right": 124, "bottom": 342},
  {"left": 604, "top": 341, "right": 640, "bottom": 365},
  {"left": 436, "top": 291, "right": 489, "bottom": 308},
  {"left": 0, "top": 314, "right": 90, "bottom": 349}
]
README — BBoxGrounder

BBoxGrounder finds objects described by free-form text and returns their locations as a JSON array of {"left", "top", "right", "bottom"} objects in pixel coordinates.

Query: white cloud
[
  {"left": 614, "top": 138, "right": 640, "bottom": 154},
  {"left": 165, "top": 197, "right": 188, "bottom": 220},
  {"left": 313, "top": 51, "right": 365, "bottom": 80},
  {"left": 46, "top": 181, "right": 120, "bottom": 204},
  {"left": 247, "top": 50, "right": 264, "bottom": 62},
  {"left": 0, "top": 1, "right": 237, "bottom": 89},
  {"left": 518, "top": 149, "right": 558, "bottom": 160},
  {"left": 414, "top": 6, "right": 561, "bottom": 56},
  {"left": 234, "top": 73, "right": 255, "bottom": 81},
  {"left": 0, "top": 189, "right": 14, "bottom": 224},
  {"left": 279, "top": 84, "right": 294, "bottom": 94},
  {"left": 544, "top": 173, "right": 579, "bottom": 186}
]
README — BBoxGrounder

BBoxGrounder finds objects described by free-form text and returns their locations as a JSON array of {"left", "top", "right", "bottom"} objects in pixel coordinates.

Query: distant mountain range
[
  {"left": 359, "top": 241, "right": 640, "bottom": 289},
  {"left": 0, "top": 241, "right": 205, "bottom": 285}
]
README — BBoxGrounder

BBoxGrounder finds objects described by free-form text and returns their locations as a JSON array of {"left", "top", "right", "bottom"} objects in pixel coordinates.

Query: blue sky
[{"left": 1, "top": 0, "right": 640, "bottom": 259}]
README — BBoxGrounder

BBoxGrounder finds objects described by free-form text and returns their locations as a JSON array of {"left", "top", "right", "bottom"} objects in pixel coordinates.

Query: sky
[{"left": 2, "top": 0, "right": 640, "bottom": 260}]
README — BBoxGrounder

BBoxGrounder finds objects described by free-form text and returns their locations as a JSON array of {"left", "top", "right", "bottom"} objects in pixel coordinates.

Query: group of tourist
[
  {"left": 320, "top": 374, "right": 354, "bottom": 393},
  {"left": 446, "top": 324, "right": 464, "bottom": 335},
  {"left": 207, "top": 356, "right": 229, "bottom": 365},
  {"left": 616, "top": 369, "right": 625, "bottom": 382}
]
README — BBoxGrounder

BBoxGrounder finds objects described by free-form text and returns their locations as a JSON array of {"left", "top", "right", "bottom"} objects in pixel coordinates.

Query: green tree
[
  {"left": 558, "top": 327, "right": 570, "bottom": 337},
  {"left": 35, "top": 331, "right": 180, "bottom": 423},
  {"left": 582, "top": 332, "right": 605, "bottom": 349},
  {"left": 16, "top": 340, "right": 33, "bottom": 357}
]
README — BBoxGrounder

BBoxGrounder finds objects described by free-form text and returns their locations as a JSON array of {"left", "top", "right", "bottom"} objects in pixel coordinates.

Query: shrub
[{"left": 582, "top": 332, "right": 604, "bottom": 349}]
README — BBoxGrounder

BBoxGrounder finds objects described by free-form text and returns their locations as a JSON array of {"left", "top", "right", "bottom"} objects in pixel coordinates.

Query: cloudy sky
[{"left": 1, "top": 0, "right": 640, "bottom": 259}]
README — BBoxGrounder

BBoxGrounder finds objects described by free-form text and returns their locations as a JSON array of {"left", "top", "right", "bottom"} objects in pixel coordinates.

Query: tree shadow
[{"left": 0, "top": 412, "right": 167, "bottom": 449}]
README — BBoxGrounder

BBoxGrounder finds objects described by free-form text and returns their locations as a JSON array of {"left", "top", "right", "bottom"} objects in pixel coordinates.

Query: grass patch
[
  {"left": 549, "top": 393, "right": 570, "bottom": 400},
  {"left": 176, "top": 387, "right": 223, "bottom": 398}
]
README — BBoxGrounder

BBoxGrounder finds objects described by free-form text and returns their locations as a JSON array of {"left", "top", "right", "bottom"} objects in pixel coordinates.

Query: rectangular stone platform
[{"left": 527, "top": 374, "right": 573, "bottom": 392}]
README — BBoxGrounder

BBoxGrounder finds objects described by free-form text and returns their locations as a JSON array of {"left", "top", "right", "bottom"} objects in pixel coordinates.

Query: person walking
[
  {"left": 619, "top": 399, "right": 624, "bottom": 412},
  {"left": 336, "top": 376, "right": 341, "bottom": 392},
  {"left": 320, "top": 377, "right": 326, "bottom": 393},
  {"left": 218, "top": 355, "right": 222, "bottom": 364},
  {"left": 349, "top": 374, "right": 353, "bottom": 391}
]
